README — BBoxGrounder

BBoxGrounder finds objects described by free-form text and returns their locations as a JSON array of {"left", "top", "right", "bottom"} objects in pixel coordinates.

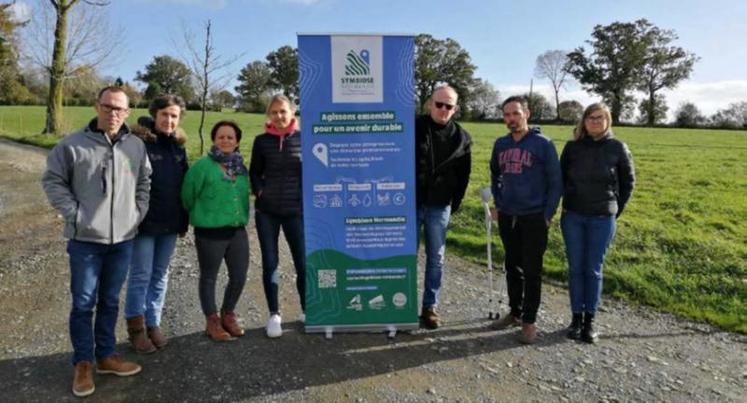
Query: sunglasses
[{"left": 434, "top": 101, "right": 455, "bottom": 111}]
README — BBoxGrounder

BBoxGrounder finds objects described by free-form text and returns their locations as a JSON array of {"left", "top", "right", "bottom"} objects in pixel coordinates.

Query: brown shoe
[
  {"left": 420, "top": 306, "right": 440, "bottom": 329},
  {"left": 96, "top": 355, "right": 142, "bottom": 376},
  {"left": 126, "top": 316, "right": 156, "bottom": 354},
  {"left": 206, "top": 313, "right": 233, "bottom": 342},
  {"left": 72, "top": 361, "right": 95, "bottom": 397},
  {"left": 221, "top": 311, "right": 245, "bottom": 337},
  {"left": 147, "top": 326, "right": 168, "bottom": 349},
  {"left": 489, "top": 314, "right": 521, "bottom": 330},
  {"left": 518, "top": 323, "right": 538, "bottom": 344}
]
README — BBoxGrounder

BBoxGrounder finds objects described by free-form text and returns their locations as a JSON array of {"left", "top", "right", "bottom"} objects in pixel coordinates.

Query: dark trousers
[
  {"left": 194, "top": 228, "right": 249, "bottom": 315},
  {"left": 255, "top": 210, "right": 306, "bottom": 314},
  {"left": 498, "top": 213, "right": 548, "bottom": 324}
]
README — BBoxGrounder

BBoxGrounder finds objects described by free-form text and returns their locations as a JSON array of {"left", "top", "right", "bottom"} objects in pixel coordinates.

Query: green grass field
[{"left": 1, "top": 105, "right": 745, "bottom": 333}]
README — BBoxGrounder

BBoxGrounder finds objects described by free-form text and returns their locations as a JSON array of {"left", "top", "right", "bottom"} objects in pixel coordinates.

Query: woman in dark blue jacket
[
  {"left": 124, "top": 95, "right": 189, "bottom": 353},
  {"left": 249, "top": 94, "right": 305, "bottom": 338},
  {"left": 560, "top": 102, "right": 635, "bottom": 343}
]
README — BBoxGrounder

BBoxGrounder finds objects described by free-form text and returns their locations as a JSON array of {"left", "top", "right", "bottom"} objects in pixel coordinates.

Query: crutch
[{"left": 480, "top": 187, "right": 497, "bottom": 319}]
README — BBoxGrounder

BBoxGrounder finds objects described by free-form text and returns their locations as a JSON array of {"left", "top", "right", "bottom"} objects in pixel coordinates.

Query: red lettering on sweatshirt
[{"left": 498, "top": 148, "right": 534, "bottom": 174}]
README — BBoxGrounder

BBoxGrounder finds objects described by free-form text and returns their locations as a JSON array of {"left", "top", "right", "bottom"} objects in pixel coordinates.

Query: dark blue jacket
[
  {"left": 490, "top": 128, "right": 562, "bottom": 220},
  {"left": 132, "top": 117, "right": 189, "bottom": 234}
]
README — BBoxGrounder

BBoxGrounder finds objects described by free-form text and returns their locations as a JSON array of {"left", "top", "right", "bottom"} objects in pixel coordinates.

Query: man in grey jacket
[{"left": 42, "top": 86, "right": 151, "bottom": 397}]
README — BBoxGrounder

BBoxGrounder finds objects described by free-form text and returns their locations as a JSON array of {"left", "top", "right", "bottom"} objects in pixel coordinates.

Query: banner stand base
[{"left": 305, "top": 323, "right": 419, "bottom": 339}]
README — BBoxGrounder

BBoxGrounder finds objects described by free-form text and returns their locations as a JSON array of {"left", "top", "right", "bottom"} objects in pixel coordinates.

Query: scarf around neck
[{"left": 208, "top": 145, "right": 248, "bottom": 181}]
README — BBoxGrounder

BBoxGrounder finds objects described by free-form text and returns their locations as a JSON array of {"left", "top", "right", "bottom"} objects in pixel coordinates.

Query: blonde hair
[
  {"left": 573, "top": 102, "right": 612, "bottom": 141},
  {"left": 265, "top": 94, "right": 295, "bottom": 116}
]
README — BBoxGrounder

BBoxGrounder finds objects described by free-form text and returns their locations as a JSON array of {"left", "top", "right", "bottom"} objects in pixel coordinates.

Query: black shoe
[
  {"left": 581, "top": 312, "right": 598, "bottom": 344},
  {"left": 566, "top": 313, "right": 582, "bottom": 340}
]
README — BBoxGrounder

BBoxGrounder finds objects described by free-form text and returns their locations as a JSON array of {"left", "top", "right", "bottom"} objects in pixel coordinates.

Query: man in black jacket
[{"left": 415, "top": 85, "right": 472, "bottom": 329}]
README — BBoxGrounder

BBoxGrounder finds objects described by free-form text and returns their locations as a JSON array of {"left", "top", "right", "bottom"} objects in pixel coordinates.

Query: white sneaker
[
  {"left": 266, "top": 314, "right": 282, "bottom": 338},
  {"left": 298, "top": 313, "right": 305, "bottom": 323}
]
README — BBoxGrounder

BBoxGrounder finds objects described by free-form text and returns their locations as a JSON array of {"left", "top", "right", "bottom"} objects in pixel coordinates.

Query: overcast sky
[{"left": 12, "top": 0, "right": 747, "bottom": 120}]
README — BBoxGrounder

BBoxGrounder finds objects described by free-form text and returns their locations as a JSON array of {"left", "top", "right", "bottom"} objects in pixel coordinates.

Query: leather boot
[
  {"left": 221, "top": 311, "right": 245, "bottom": 337},
  {"left": 205, "top": 313, "right": 233, "bottom": 342},
  {"left": 566, "top": 313, "right": 582, "bottom": 340},
  {"left": 519, "top": 322, "right": 538, "bottom": 344},
  {"left": 72, "top": 361, "right": 95, "bottom": 397},
  {"left": 581, "top": 312, "right": 599, "bottom": 344},
  {"left": 127, "top": 316, "right": 156, "bottom": 354},
  {"left": 147, "top": 326, "right": 168, "bottom": 349},
  {"left": 420, "top": 306, "right": 440, "bottom": 329},
  {"left": 96, "top": 355, "right": 142, "bottom": 376}
]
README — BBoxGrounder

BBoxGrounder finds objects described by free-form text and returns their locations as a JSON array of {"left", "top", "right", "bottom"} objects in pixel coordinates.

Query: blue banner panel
[{"left": 298, "top": 34, "right": 417, "bottom": 331}]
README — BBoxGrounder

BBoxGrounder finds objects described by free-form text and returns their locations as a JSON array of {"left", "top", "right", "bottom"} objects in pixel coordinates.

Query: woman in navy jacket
[
  {"left": 249, "top": 94, "right": 305, "bottom": 338},
  {"left": 560, "top": 103, "right": 635, "bottom": 343},
  {"left": 124, "top": 95, "right": 189, "bottom": 353}
]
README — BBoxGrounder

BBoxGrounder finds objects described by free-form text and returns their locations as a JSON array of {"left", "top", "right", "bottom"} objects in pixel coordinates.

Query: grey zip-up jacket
[{"left": 42, "top": 120, "right": 152, "bottom": 244}]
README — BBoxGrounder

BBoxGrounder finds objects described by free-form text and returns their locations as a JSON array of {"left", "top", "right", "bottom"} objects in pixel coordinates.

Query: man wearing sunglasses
[
  {"left": 488, "top": 95, "right": 562, "bottom": 344},
  {"left": 42, "top": 86, "right": 151, "bottom": 397},
  {"left": 415, "top": 85, "right": 472, "bottom": 329}
]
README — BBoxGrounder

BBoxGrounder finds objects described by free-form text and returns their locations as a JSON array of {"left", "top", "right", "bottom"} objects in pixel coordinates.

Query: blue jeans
[
  {"left": 561, "top": 210, "right": 616, "bottom": 314},
  {"left": 255, "top": 211, "right": 306, "bottom": 314},
  {"left": 417, "top": 205, "right": 451, "bottom": 308},
  {"left": 124, "top": 233, "right": 178, "bottom": 327},
  {"left": 67, "top": 239, "right": 134, "bottom": 365}
]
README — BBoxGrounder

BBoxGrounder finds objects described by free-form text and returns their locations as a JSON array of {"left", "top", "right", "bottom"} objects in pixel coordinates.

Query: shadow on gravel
[
  {"left": 600, "top": 330, "right": 707, "bottom": 340},
  {"left": 0, "top": 319, "right": 564, "bottom": 402}
]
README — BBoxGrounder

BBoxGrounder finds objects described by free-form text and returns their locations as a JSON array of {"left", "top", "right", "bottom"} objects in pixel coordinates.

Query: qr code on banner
[{"left": 318, "top": 270, "right": 337, "bottom": 289}]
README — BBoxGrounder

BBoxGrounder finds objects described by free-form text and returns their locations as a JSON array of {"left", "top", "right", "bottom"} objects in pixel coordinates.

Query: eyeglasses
[
  {"left": 98, "top": 103, "right": 129, "bottom": 115},
  {"left": 434, "top": 101, "right": 455, "bottom": 111}
]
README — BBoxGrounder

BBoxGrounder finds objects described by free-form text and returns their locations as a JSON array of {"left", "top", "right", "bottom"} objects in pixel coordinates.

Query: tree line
[{"left": 0, "top": 2, "right": 744, "bottom": 134}]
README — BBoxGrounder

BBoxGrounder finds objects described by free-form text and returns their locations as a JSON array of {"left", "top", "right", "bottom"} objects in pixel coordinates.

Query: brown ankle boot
[
  {"left": 127, "top": 316, "right": 156, "bottom": 354},
  {"left": 96, "top": 355, "right": 142, "bottom": 376},
  {"left": 147, "top": 326, "right": 168, "bottom": 349},
  {"left": 221, "top": 311, "right": 245, "bottom": 337},
  {"left": 205, "top": 313, "right": 233, "bottom": 342},
  {"left": 72, "top": 361, "right": 95, "bottom": 397},
  {"left": 519, "top": 322, "right": 538, "bottom": 344},
  {"left": 420, "top": 306, "right": 441, "bottom": 329}
]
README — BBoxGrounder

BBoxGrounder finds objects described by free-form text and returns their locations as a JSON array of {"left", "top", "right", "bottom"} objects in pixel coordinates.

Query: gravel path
[{"left": 0, "top": 137, "right": 744, "bottom": 402}]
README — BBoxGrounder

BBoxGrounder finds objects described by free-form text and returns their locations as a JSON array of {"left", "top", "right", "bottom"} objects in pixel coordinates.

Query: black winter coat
[
  {"left": 415, "top": 115, "right": 472, "bottom": 212},
  {"left": 560, "top": 133, "right": 635, "bottom": 217},
  {"left": 132, "top": 117, "right": 189, "bottom": 234},
  {"left": 249, "top": 130, "right": 302, "bottom": 216}
]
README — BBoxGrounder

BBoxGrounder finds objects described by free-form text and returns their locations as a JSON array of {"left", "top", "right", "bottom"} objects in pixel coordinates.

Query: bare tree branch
[
  {"left": 175, "top": 18, "right": 244, "bottom": 154},
  {"left": 23, "top": 0, "right": 122, "bottom": 134}
]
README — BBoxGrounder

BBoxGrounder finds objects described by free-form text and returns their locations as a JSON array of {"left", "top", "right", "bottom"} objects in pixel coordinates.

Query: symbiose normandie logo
[{"left": 345, "top": 50, "right": 371, "bottom": 76}]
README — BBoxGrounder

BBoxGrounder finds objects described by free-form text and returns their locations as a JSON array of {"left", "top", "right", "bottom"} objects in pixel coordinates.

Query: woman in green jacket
[{"left": 181, "top": 121, "right": 250, "bottom": 342}]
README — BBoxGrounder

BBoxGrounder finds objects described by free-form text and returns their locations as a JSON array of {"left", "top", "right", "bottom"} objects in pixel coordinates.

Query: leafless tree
[
  {"left": 178, "top": 19, "right": 243, "bottom": 154},
  {"left": 23, "top": 0, "right": 122, "bottom": 134},
  {"left": 534, "top": 50, "right": 572, "bottom": 121}
]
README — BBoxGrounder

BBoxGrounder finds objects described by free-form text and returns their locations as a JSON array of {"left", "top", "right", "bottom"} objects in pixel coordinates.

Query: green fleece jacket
[{"left": 181, "top": 156, "right": 250, "bottom": 228}]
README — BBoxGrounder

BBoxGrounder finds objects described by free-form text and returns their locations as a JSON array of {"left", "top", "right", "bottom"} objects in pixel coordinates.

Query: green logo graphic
[{"left": 345, "top": 49, "right": 371, "bottom": 76}]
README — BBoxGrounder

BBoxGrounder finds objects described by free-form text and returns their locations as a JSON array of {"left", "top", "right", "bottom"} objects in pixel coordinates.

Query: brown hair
[
  {"left": 210, "top": 120, "right": 242, "bottom": 143},
  {"left": 573, "top": 103, "right": 612, "bottom": 141},
  {"left": 148, "top": 94, "right": 187, "bottom": 144},
  {"left": 148, "top": 94, "right": 186, "bottom": 118},
  {"left": 501, "top": 95, "right": 528, "bottom": 112}
]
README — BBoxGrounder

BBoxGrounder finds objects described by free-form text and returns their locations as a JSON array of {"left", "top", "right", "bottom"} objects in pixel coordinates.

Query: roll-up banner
[{"left": 298, "top": 34, "right": 418, "bottom": 333}]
